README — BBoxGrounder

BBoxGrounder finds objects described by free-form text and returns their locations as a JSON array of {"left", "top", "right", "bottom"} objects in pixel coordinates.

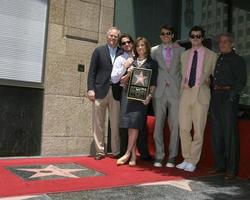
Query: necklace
[{"left": 137, "top": 58, "right": 146, "bottom": 67}]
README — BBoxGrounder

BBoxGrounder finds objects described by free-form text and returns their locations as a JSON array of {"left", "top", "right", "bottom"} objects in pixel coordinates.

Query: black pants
[{"left": 210, "top": 90, "right": 240, "bottom": 175}]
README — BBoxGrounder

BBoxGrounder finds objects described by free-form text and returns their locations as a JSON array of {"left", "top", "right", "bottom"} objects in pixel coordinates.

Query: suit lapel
[
  {"left": 171, "top": 47, "right": 179, "bottom": 67},
  {"left": 182, "top": 49, "right": 191, "bottom": 77},
  {"left": 115, "top": 47, "right": 122, "bottom": 58},
  {"left": 156, "top": 45, "right": 167, "bottom": 69},
  {"left": 104, "top": 45, "right": 112, "bottom": 65},
  {"left": 200, "top": 48, "right": 210, "bottom": 83}
]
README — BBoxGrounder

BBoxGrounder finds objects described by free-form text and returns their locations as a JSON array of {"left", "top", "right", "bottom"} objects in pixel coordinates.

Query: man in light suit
[
  {"left": 151, "top": 25, "right": 185, "bottom": 168},
  {"left": 87, "top": 27, "right": 123, "bottom": 160},
  {"left": 176, "top": 26, "right": 217, "bottom": 172}
]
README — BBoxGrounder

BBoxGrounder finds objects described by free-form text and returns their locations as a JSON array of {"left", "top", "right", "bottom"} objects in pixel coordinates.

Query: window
[
  {"left": 247, "top": 13, "right": 250, "bottom": 21},
  {"left": 0, "top": 0, "right": 48, "bottom": 88},
  {"left": 247, "top": 27, "right": 250, "bottom": 35},
  {"left": 217, "top": 8, "right": 221, "bottom": 16},
  {"left": 238, "top": 15, "right": 244, "bottom": 23}
]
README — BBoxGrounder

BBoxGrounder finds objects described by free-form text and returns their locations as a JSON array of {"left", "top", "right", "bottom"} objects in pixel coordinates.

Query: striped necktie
[{"left": 165, "top": 47, "right": 171, "bottom": 67}]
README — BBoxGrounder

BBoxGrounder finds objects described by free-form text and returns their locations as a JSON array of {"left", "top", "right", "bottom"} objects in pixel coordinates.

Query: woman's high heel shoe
[
  {"left": 117, "top": 153, "right": 130, "bottom": 165},
  {"left": 129, "top": 152, "right": 136, "bottom": 167}
]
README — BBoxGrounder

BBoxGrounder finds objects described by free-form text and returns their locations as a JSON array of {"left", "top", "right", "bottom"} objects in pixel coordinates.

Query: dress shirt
[
  {"left": 111, "top": 52, "right": 131, "bottom": 84},
  {"left": 108, "top": 45, "right": 117, "bottom": 64}
]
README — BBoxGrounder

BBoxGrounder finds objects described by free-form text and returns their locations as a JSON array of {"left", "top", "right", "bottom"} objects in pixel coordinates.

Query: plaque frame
[{"left": 127, "top": 67, "right": 152, "bottom": 101}]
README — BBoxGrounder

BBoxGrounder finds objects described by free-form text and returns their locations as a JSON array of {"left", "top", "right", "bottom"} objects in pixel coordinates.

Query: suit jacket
[
  {"left": 151, "top": 43, "right": 185, "bottom": 98},
  {"left": 87, "top": 44, "right": 123, "bottom": 100},
  {"left": 180, "top": 47, "right": 217, "bottom": 104}
]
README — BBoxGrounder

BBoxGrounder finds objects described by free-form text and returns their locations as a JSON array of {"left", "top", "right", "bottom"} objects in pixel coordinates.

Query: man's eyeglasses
[
  {"left": 190, "top": 34, "right": 202, "bottom": 39},
  {"left": 121, "top": 41, "right": 131, "bottom": 45},
  {"left": 161, "top": 32, "right": 172, "bottom": 36},
  {"left": 109, "top": 34, "right": 118, "bottom": 39}
]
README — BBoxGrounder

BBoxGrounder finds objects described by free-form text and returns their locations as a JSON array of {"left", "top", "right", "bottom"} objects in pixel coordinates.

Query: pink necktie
[{"left": 165, "top": 47, "right": 171, "bottom": 67}]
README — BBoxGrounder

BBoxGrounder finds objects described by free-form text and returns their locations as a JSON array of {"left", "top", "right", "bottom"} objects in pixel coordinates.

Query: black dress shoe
[
  {"left": 208, "top": 169, "right": 226, "bottom": 175},
  {"left": 95, "top": 154, "right": 105, "bottom": 160},
  {"left": 225, "top": 174, "right": 237, "bottom": 180},
  {"left": 140, "top": 155, "right": 152, "bottom": 161}
]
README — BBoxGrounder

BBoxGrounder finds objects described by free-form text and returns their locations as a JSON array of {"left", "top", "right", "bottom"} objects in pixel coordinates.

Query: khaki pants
[
  {"left": 92, "top": 87, "right": 120, "bottom": 156},
  {"left": 179, "top": 88, "right": 209, "bottom": 165}
]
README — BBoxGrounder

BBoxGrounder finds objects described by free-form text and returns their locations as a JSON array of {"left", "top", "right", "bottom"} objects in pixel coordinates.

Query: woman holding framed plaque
[{"left": 113, "top": 37, "right": 158, "bottom": 166}]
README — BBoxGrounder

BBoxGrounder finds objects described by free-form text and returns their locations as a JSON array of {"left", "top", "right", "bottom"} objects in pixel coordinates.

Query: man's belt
[{"left": 214, "top": 85, "right": 231, "bottom": 90}]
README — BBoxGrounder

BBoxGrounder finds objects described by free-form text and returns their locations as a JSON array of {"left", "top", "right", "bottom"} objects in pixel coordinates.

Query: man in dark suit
[
  {"left": 87, "top": 27, "right": 122, "bottom": 160},
  {"left": 209, "top": 32, "right": 247, "bottom": 179}
]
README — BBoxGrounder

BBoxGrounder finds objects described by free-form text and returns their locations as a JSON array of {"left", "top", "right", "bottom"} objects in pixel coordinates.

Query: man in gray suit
[{"left": 151, "top": 25, "right": 185, "bottom": 167}]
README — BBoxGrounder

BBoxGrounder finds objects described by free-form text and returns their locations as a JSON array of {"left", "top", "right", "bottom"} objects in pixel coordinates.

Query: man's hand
[
  {"left": 120, "top": 74, "right": 130, "bottom": 86},
  {"left": 127, "top": 66, "right": 134, "bottom": 75},
  {"left": 205, "top": 78, "right": 210, "bottom": 87},
  {"left": 123, "top": 57, "right": 134, "bottom": 69},
  {"left": 87, "top": 90, "right": 95, "bottom": 101}
]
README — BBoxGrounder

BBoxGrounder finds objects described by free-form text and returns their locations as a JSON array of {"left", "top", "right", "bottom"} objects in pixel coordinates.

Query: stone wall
[{"left": 41, "top": 0, "right": 115, "bottom": 156}]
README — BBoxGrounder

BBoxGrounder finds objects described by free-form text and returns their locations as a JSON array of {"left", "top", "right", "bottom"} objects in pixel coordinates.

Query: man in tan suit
[{"left": 176, "top": 26, "right": 217, "bottom": 172}]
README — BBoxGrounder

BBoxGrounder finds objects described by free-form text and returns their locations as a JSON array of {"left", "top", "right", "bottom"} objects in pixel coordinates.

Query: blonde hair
[{"left": 106, "top": 27, "right": 121, "bottom": 37}]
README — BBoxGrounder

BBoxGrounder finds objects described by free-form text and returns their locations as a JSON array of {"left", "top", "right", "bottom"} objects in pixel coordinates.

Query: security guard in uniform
[{"left": 209, "top": 32, "right": 247, "bottom": 179}]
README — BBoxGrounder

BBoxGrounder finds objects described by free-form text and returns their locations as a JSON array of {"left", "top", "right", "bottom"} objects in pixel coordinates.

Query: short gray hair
[
  {"left": 218, "top": 32, "right": 234, "bottom": 43},
  {"left": 106, "top": 27, "right": 121, "bottom": 37}
]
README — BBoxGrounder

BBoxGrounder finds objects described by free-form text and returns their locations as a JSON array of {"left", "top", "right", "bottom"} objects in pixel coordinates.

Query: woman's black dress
[{"left": 119, "top": 56, "right": 158, "bottom": 129}]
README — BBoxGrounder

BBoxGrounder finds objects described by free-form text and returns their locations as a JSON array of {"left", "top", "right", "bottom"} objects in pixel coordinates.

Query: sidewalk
[{"left": 1, "top": 175, "right": 249, "bottom": 200}]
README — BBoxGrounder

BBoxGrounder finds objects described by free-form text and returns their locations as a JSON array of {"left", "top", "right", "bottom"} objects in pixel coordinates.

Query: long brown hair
[{"left": 133, "top": 37, "right": 151, "bottom": 58}]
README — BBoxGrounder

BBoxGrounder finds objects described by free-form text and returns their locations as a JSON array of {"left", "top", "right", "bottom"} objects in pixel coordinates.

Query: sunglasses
[
  {"left": 161, "top": 32, "right": 172, "bottom": 36},
  {"left": 190, "top": 34, "right": 202, "bottom": 39},
  {"left": 121, "top": 41, "right": 131, "bottom": 45}
]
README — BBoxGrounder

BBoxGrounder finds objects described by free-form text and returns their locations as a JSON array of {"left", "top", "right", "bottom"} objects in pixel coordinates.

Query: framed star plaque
[{"left": 127, "top": 67, "right": 152, "bottom": 101}]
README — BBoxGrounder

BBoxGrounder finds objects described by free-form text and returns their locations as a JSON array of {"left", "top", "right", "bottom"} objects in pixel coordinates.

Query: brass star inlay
[
  {"left": 140, "top": 179, "right": 193, "bottom": 191},
  {"left": 16, "top": 164, "right": 86, "bottom": 179}
]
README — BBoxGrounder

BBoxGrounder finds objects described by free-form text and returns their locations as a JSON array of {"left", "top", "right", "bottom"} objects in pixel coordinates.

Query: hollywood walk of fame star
[
  {"left": 134, "top": 71, "right": 148, "bottom": 86},
  {"left": 140, "top": 179, "right": 193, "bottom": 191},
  {"left": 16, "top": 164, "right": 86, "bottom": 179},
  {"left": 0, "top": 195, "right": 41, "bottom": 200}
]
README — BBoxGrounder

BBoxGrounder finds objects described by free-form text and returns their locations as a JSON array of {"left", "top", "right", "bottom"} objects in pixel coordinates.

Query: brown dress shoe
[
  {"left": 208, "top": 169, "right": 226, "bottom": 175},
  {"left": 95, "top": 154, "right": 105, "bottom": 160}
]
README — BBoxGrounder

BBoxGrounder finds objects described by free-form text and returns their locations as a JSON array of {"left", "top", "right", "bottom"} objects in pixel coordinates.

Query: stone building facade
[{"left": 41, "top": 0, "right": 115, "bottom": 156}]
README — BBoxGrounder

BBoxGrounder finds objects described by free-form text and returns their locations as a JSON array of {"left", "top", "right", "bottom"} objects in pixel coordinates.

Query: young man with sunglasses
[
  {"left": 151, "top": 25, "right": 185, "bottom": 168},
  {"left": 176, "top": 26, "right": 217, "bottom": 172}
]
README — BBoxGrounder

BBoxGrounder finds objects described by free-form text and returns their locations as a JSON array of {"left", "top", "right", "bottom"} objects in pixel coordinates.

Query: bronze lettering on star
[{"left": 127, "top": 67, "right": 152, "bottom": 101}]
